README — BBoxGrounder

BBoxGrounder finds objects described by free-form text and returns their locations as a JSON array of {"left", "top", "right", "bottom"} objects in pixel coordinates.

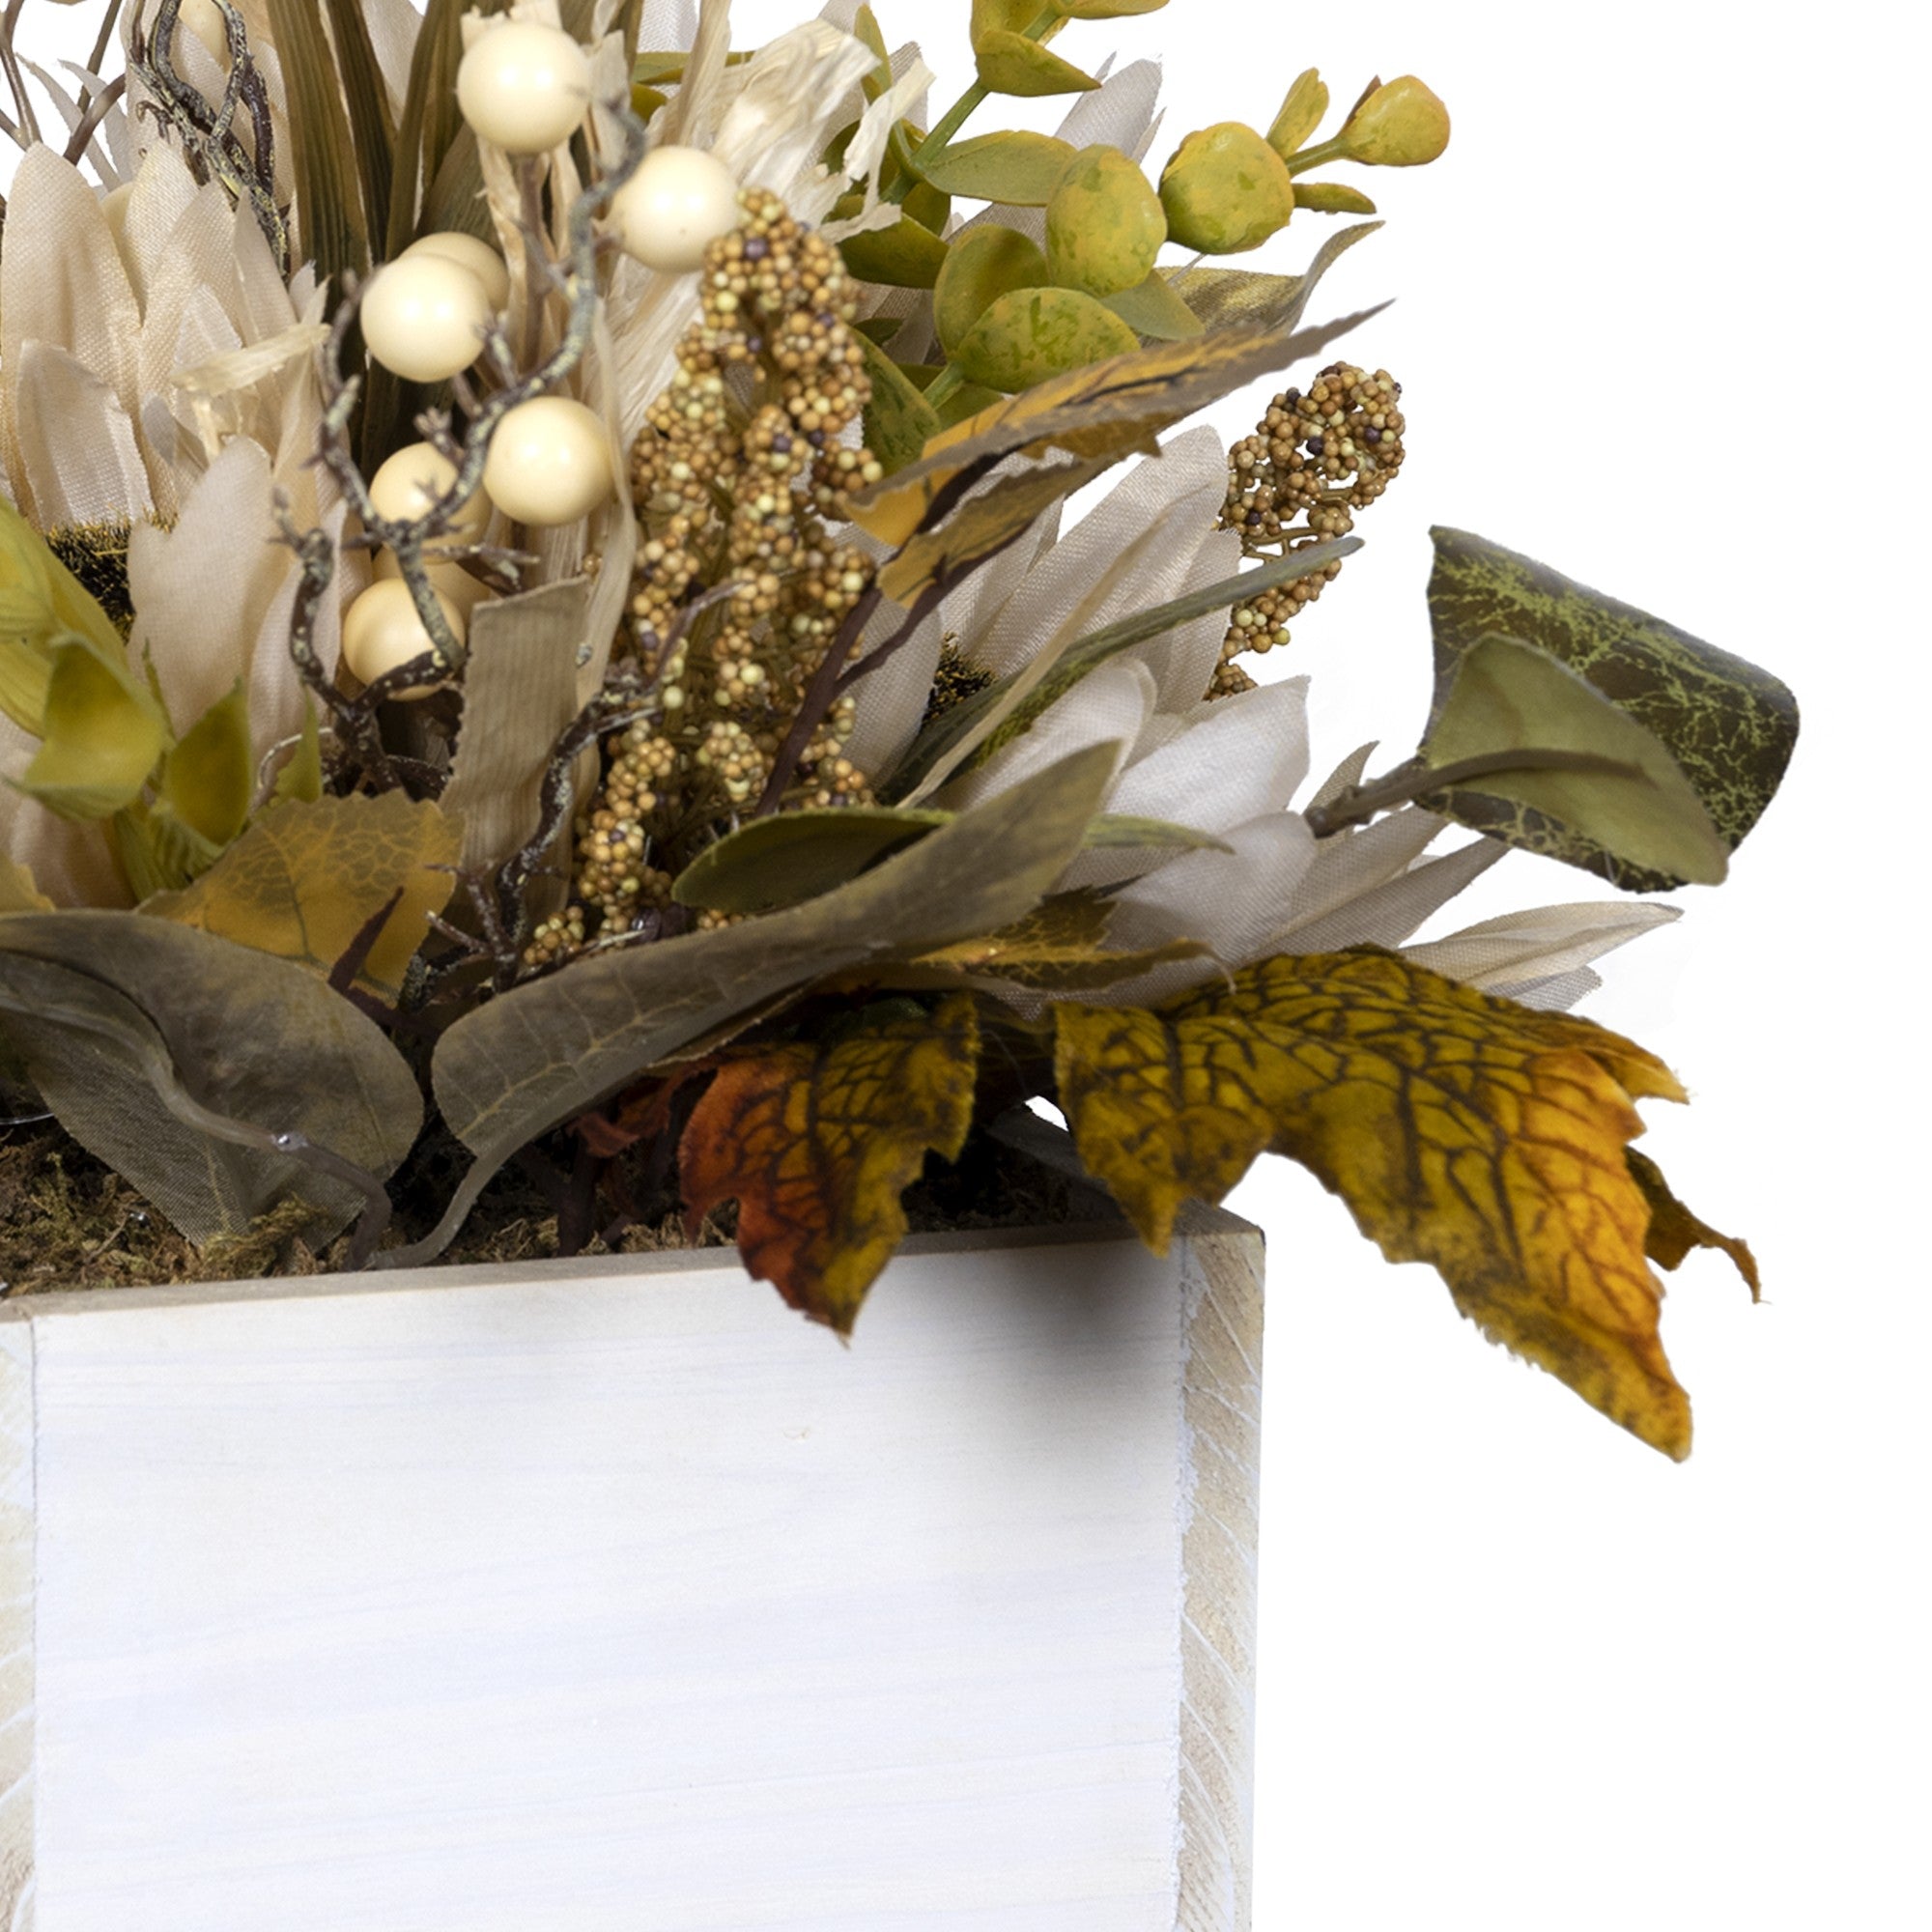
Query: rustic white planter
[{"left": 0, "top": 1211, "right": 1262, "bottom": 1932}]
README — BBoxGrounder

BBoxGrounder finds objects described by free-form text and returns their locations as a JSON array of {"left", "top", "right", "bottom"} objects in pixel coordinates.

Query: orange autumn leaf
[
  {"left": 142, "top": 793, "right": 464, "bottom": 1003},
  {"left": 679, "top": 997, "right": 980, "bottom": 1334},
  {"left": 1055, "top": 950, "right": 1718, "bottom": 1459}
]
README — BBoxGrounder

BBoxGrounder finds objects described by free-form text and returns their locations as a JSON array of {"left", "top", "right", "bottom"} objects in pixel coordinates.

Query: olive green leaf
[
  {"left": 159, "top": 680, "right": 254, "bottom": 852},
  {"left": 271, "top": 701, "right": 325, "bottom": 809},
  {"left": 1, "top": 496, "right": 126, "bottom": 733},
  {"left": 262, "top": 0, "right": 370, "bottom": 284},
  {"left": 976, "top": 33, "right": 1100, "bottom": 98},
  {"left": 673, "top": 806, "right": 1229, "bottom": 918},
  {"left": 854, "top": 332, "right": 944, "bottom": 475},
  {"left": 1425, "top": 528, "right": 1800, "bottom": 891},
  {"left": 1051, "top": 0, "right": 1169, "bottom": 14},
  {"left": 916, "top": 130, "right": 1078, "bottom": 205},
  {"left": 322, "top": 0, "right": 396, "bottom": 256},
  {"left": 838, "top": 212, "right": 952, "bottom": 289},
  {"left": 1421, "top": 637, "right": 1729, "bottom": 887},
  {"left": 16, "top": 631, "right": 170, "bottom": 823},
  {"left": 1103, "top": 270, "right": 1205, "bottom": 341},
  {"left": 1160, "top": 124, "right": 1298, "bottom": 254},
  {"left": 1046, "top": 145, "right": 1167, "bottom": 297},
  {"left": 1161, "top": 218, "right": 1380, "bottom": 335},
  {"left": 935, "top": 225, "right": 1050, "bottom": 357},
  {"left": 1268, "top": 68, "right": 1329, "bottom": 157},
  {"left": 0, "top": 911, "right": 422, "bottom": 1245},
  {"left": 388, "top": 0, "right": 493, "bottom": 254},
  {"left": 1293, "top": 181, "right": 1378, "bottom": 215},
  {"left": 952, "top": 285, "right": 1142, "bottom": 392},
  {"left": 396, "top": 745, "right": 1123, "bottom": 1266}
]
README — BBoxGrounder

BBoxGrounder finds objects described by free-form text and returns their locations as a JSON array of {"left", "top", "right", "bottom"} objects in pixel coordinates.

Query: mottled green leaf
[
  {"left": 1160, "top": 123, "right": 1297, "bottom": 254},
  {"left": 935, "top": 224, "right": 1050, "bottom": 356},
  {"left": 0, "top": 911, "right": 421, "bottom": 1245},
  {"left": 1425, "top": 528, "right": 1800, "bottom": 891},
  {"left": 1268, "top": 68, "right": 1329, "bottom": 157},
  {"left": 1293, "top": 180, "right": 1378, "bottom": 215},
  {"left": 854, "top": 331, "right": 944, "bottom": 475},
  {"left": 952, "top": 285, "right": 1142, "bottom": 392},
  {"left": 1422, "top": 637, "right": 1729, "bottom": 887},
  {"left": 839, "top": 213, "right": 951, "bottom": 290},
  {"left": 916, "top": 130, "right": 1077, "bottom": 205},
  {"left": 398, "top": 746, "right": 1122, "bottom": 1265},
  {"left": 1046, "top": 145, "right": 1167, "bottom": 296}
]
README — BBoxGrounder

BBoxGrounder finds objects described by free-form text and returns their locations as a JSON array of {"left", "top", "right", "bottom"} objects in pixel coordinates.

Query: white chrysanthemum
[{"left": 846, "top": 431, "right": 1677, "bottom": 1010}]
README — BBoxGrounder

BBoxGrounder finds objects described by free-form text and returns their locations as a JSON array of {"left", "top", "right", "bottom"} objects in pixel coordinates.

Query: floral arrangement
[{"left": 0, "top": 0, "right": 1794, "bottom": 1458}]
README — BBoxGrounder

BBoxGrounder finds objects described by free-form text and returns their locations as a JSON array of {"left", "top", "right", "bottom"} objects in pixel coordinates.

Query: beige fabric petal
[
  {"left": 13, "top": 342, "right": 155, "bottom": 529},
  {"left": 1403, "top": 901, "right": 1683, "bottom": 992},
  {"left": 128, "top": 437, "right": 289, "bottom": 735},
  {"left": 119, "top": 143, "right": 202, "bottom": 308},
  {"left": 0, "top": 147, "right": 144, "bottom": 522},
  {"left": 940, "top": 656, "right": 1155, "bottom": 812}
]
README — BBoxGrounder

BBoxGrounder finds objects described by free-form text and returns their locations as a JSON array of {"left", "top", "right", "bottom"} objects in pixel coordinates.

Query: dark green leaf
[
  {"left": 854, "top": 331, "right": 943, "bottom": 475},
  {"left": 1425, "top": 528, "right": 1800, "bottom": 891},
  {"left": 839, "top": 213, "right": 952, "bottom": 290},
  {"left": 0, "top": 912, "right": 421, "bottom": 1244},
  {"left": 324, "top": 0, "right": 396, "bottom": 257},
  {"left": 262, "top": 0, "right": 370, "bottom": 285}
]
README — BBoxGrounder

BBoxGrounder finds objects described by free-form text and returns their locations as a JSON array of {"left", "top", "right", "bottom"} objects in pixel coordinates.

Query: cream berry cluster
[{"left": 344, "top": 17, "right": 745, "bottom": 696}]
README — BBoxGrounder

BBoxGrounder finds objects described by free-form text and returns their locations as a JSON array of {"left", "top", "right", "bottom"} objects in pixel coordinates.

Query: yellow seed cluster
[
  {"left": 547, "top": 189, "right": 887, "bottom": 960},
  {"left": 1216, "top": 363, "right": 1406, "bottom": 695}
]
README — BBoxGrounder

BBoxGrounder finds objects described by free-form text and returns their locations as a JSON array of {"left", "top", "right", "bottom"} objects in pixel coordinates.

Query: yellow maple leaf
[
  {"left": 1055, "top": 950, "right": 1727, "bottom": 1459},
  {"left": 142, "top": 793, "right": 464, "bottom": 1002},
  {"left": 678, "top": 997, "right": 980, "bottom": 1334}
]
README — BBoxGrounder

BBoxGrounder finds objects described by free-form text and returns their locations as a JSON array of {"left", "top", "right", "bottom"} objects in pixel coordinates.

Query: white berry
[
  {"left": 360, "top": 255, "right": 493, "bottom": 384},
  {"left": 483, "top": 397, "right": 612, "bottom": 527},
  {"left": 374, "top": 548, "right": 493, "bottom": 620},
  {"left": 456, "top": 21, "right": 591, "bottom": 156},
  {"left": 341, "top": 580, "right": 466, "bottom": 698},
  {"left": 403, "top": 231, "right": 511, "bottom": 313},
  {"left": 610, "top": 145, "right": 742, "bottom": 273},
  {"left": 367, "top": 442, "right": 491, "bottom": 538}
]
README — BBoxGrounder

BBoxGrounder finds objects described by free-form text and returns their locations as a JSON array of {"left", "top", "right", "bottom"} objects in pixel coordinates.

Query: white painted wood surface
[{"left": 0, "top": 1218, "right": 1262, "bottom": 1932}]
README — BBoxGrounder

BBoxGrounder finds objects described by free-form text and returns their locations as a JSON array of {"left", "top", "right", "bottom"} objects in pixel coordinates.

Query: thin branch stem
[
  {"left": 1, "top": 0, "right": 43, "bottom": 147},
  {"left": 1302, "top": 749, "right": 1645, "bottom": 839}
]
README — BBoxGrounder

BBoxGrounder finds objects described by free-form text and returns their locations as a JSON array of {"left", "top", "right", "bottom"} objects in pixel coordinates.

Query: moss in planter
[{"left": 1, "top": 1117, "right": 1105, "bottom": 1298}]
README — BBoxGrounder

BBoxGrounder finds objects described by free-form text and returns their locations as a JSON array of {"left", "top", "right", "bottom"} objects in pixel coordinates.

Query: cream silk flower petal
[{"left": 13, "top": 342, "right": 154, "bottom": 529}]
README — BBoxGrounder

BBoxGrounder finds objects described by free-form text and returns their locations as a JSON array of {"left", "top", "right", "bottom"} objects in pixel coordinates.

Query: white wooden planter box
[{"left": 0, "top": 1211, "right": 1262, "bottom": 1932}]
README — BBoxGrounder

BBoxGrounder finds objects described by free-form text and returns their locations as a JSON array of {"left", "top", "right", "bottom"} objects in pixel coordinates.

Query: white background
[{"left": 9, "top": 2, "right": 1928, "bottom": 1925}]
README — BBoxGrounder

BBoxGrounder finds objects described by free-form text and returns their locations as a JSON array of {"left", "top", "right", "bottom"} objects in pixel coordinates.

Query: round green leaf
[
  {"left": 1045, "top": 144, "right": 1167, "bottom": 298},
  {"left": 916, "top": 130, "right": 1078, "bottom": 206},
  {"left": 838, "top": 213, "right": 952, "bottom": 290},
  {"left": 935, "top": 224, "right": 1050, "bottom": 356},
  {"left": 1159, "top": 123, "right": 1297, "bottom": 254},
  {"left": 951, "top": 286, "right": 1142, "bottom": 393}
]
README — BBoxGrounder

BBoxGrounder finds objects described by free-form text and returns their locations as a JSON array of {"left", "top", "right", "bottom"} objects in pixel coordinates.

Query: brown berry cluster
[
  {"left": 1215, "top": 363, "right": 1406, "bottom": 695},
  {"left": 534, "top": 190, "right": 888, "bottom": 964}
]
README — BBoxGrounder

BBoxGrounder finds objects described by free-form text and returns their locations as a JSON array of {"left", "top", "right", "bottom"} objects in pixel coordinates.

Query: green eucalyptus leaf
[
  {"left": 1421, "top": 637, "right": 1729, "bottom": 888},
  {"left": 952, "top": 285, "right": 1142, "bottom": 392},
  {"left": 1160, "top": 123, "right": 1298, "bottom": 254},
  {"left": 16, "top": 631, "right": 169, "bottom": 823},
  {"left": 935, "top": 379, "right": 1007, "bottom": 428},
  {"left": 976, "top": 31, "right": 1101, "bottom": 98},
  {"left": 1045, "top": 144, "right": 1167, "bottom": 297},
  {"left": 853, "top": 331, "right": 944, "bottom": 475},
  {"left": 1051, "top": 0, "right": 1169, "bottom": 14},
  {"left": 839, "top": 213, "right": 952, "bottom": 289},
  {"left": 1425, "top": 529, "right": 1800, "bottom": 891},
  {"left": 915, "top": 130, "right": 1077, "bottom": 205},
  {"left": 934, "top": 224, "right": 1050, "bottom": 356},
  {"left": 904, "top": 180, "right": 952, "bottom": 234},
  {"left": 1267, "top": 68, "right": 1329, "bottom": 157},
  {"left": 1162, "top": 217, "right": 1380, "bottom": 332},
  {"left": 0, "top": 911, "right": 422, "bottom": 1245},
  {"left": 1102, "top": 270, "right": 1206, "bottom": 341},
  {"left": 399, "top": 744, "right": 1123, "bottom": 1265},
  {"left": 1293, "top": 180, "right": 1378, "bottom": 215},
  {"left": 161, "top": 679, "right": 253, "bottom": 850}
]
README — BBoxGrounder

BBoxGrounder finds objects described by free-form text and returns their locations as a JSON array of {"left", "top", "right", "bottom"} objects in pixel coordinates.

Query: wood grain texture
[{"left": 1, "top": 1222, "right": 1261, "bottom": 1931}]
